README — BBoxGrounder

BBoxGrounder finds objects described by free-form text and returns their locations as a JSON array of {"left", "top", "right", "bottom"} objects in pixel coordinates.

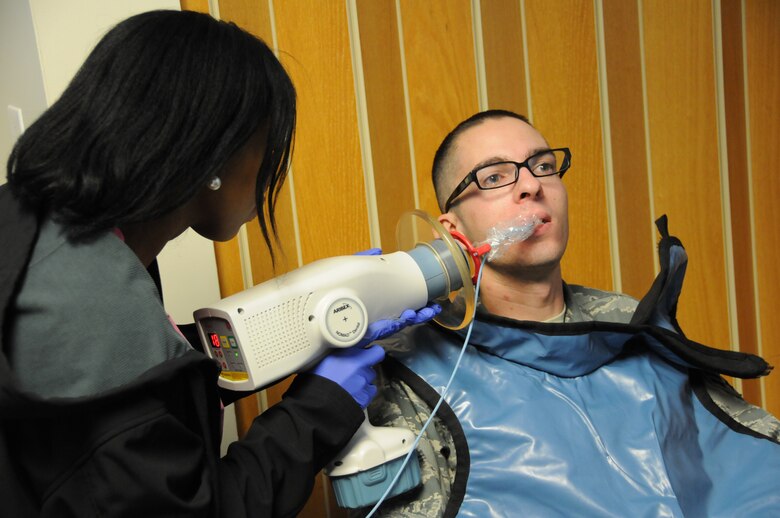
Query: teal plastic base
[{"left": 331, "top": 454, "right": 422, "bottom": 509}]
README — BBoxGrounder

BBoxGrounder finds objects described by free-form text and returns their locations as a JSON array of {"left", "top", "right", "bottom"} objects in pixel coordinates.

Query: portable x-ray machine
[{"left": 194, "top": 211, "right": 491, "bottom": 508}]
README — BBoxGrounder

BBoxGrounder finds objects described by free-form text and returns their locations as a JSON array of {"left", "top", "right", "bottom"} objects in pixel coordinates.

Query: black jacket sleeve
[
  {"left": 219, "top": 373, "right": 364, "bottom": 517},
  {"left": 0, "top": 187, "right": 364, "bottom": 516},
  {"left": 4, "top": 354, "right": 363, "bottom": 518}
]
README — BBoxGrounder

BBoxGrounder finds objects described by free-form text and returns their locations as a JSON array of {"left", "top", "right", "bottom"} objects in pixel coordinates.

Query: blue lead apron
[{"left": 388, "top": 216, "right": 779, "bottom": 517}]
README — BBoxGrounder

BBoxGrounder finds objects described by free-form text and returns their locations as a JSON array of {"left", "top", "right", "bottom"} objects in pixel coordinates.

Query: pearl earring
[{"left": 207, "top": 176, "right": 222, "bottom": 191}]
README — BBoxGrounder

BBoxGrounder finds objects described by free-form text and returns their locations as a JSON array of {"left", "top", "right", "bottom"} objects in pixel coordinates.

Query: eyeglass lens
[{"left": 476, "top": 149, "right": 565, "bottom": 190}]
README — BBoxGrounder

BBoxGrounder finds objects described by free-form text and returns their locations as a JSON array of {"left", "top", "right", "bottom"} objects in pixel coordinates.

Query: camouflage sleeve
[
  {"left": 348, "top": 365, "right": 456, "bottom": 517},
  {"left": 704, "top": 374, "right": 780, "bottom": 443}
]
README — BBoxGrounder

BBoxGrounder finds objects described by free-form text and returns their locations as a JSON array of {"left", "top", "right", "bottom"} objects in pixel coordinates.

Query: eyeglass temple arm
[{"left": 444, "top": 172, "right": 476, "bottom": 212}]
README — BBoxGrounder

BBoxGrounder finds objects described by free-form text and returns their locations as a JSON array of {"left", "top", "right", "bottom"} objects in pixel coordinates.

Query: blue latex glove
[
  {"left": 354, "top": 247, "right": 383, "bottom": 256},
  {"left": 357, "top": 304, "right": 442, "bottom": 346},
  {"left": 310, "top": 345, "right": 385, "bottom": 408}
]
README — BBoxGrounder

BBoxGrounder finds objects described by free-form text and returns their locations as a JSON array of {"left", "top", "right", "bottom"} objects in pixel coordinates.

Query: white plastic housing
[
  {"left": 194, "top": 252, "right": 428, "bottom": 392},
  {"left": 327, "top": 413, "right": 416, "bottom": 477}
]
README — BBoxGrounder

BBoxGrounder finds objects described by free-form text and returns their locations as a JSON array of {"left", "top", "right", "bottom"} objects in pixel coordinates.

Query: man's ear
[{"left": 438, "top": 211, "right": 460, "bottom": 233}]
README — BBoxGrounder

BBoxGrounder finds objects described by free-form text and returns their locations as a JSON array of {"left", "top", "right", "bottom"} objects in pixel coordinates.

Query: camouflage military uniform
[{"left": 354, "top": 283, "right": 780, "bottom": 517}]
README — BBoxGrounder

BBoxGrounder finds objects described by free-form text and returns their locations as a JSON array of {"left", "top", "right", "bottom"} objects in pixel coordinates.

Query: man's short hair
[{"left": 432, "top": 109, "right": 531, "bottom": 212}]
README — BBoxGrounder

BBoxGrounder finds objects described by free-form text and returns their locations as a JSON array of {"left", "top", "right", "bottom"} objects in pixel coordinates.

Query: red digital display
[{"left": 209, "top": 333, "right": 221, "bottom": 348}]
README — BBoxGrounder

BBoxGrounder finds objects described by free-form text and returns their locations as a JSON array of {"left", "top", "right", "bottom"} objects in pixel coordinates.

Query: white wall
[
  {"left": 29, "top": 0, "right": 181, "bottom": 104},
  {"left": 0, "top": 1, "right": 47, "bottom": 183},
  {"left": 1, "top": 0, "right": 237, "bottom": 453}
]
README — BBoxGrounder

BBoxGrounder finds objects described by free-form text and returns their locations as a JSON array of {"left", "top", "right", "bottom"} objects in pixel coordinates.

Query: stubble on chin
[{"left": 485, "top": 241, "right": 564, "bottom": 281}]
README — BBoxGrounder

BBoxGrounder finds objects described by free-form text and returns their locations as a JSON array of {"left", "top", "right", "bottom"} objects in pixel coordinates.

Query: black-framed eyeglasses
[{"left": 443, "top": 147, "right": 571, "bottom": 212}]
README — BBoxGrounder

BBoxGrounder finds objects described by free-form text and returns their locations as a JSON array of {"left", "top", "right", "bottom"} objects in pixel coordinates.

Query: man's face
[{"left": 438, "top": 116, "right": 569, "bottom": 275}]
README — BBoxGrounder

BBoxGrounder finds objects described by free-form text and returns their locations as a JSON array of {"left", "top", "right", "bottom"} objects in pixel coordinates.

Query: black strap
[
  {"left": 630, "top": 214, "right": 683, "bottom": 328},
  {"left": 382, "top": 355, "right": 469, "bottom": 518},
  {"left": 690, "top": 370, "right": 780, "bottom": 444},
  {"left": 146, "top": 259, "right": 164, "bottom": 303}
]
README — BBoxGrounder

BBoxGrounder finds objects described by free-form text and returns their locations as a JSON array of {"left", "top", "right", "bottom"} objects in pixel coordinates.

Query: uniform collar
[{"left": 444, "top": 282, "right": 630, "bottom": 377}]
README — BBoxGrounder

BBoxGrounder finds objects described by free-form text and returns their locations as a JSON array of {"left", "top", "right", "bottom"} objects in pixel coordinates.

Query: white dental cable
[{"left": 365, "top": 262, "right": 487, "bottom": 517}]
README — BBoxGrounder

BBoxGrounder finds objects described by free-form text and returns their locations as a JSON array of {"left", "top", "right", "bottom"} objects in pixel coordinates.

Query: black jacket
[{"left": 0, "top": 185, "right": 363, "bottom": 516}]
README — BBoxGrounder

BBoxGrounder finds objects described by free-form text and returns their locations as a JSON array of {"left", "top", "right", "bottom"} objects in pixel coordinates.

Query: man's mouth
[
  {"left": 527, "top": 213, "right": 551, "bottom": 236},
  {"left": 533, "top": 213, "right": 552, "bottom": 227}
]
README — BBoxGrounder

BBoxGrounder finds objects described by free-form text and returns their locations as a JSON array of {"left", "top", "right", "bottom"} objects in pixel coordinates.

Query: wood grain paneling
[
  {"left": 246, "top": 190, "right": 300, "bottom": 282},
  {"left": 745, "top": 0, "right": 780, "bottom": 416},
  {"left": 219, "top": 0, "right": 271, "bottom": 38},
  {"left": 257, "top": 2, "right": 366, "bottom": 515},
  {"left": 214, "top": 2, "right": 338, "bottom": 516},
  {"left": 524, "top": 0, "right": 611, "bottom": 292},
  {"left": 398, "top": 0, "right": 480, "bottom": 217},
  {"left": 212, "top": 240, "right": 245, "bottom": 296},
  {"left": 642, "top": 0, "right": 730, "bottom": 349},
  {"left": 274, "top": 2, "right": 369, "bottom": 264},
  {"left": 602, "top": 0, "right": 655, "bottom": 300},
  {"left": 180, "top": 0, "right": 209, "bottom": 13},
  {"left": 215, "top": 0, "right": 282, "bottom": 439},
  {"left": 481, "top": 0, "right": 528, "bottom": 114},
  {"left": 356, "top": 0, "right": 416, "bottom": 252},
  {"left": 216, "top": 0, "right": 299, "bottom": 288},
  {"left": 720, "top": 0, "right": 761, "bottom": 406}
]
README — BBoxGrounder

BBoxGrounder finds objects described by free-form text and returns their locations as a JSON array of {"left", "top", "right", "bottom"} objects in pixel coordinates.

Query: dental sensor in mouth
[{"left": 477, "top": 213, "right": 542, "bottom": 262}]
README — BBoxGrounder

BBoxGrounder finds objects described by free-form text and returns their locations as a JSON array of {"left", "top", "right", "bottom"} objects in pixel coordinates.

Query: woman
[{"left": 0, "top": 10, "right": 395, "bottom": 517}]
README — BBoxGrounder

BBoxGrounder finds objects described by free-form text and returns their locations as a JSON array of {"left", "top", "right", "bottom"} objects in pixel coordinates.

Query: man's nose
[{"left": 511, "top": 167, "right": 542, "bottom": 201}]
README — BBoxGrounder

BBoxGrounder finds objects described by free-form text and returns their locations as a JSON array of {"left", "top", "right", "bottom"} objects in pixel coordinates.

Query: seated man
[{"left": 362, "top": 110, "right": 780, "bottom": 517}]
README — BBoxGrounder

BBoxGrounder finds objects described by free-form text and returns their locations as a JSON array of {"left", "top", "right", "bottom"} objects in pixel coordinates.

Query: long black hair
[{"left": 7, "top": 9, "right": 295, "bottom": 251}]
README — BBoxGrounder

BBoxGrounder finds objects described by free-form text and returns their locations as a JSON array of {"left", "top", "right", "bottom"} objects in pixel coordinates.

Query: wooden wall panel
[
  {"left": 264, "top": 3, "right": 366, "bottom": 516},
  {"left": 219, "top": 2, "right": 358, "bottom": 515},
  {"left": 219, "top": 0, "right": 271, "bottom": 39},
  {"left": 745, "top": 0, "right": 780, "bottom": 415},
  {"left": 273, "top": 2, "right": 368, "bottom": 263},
  {"left": 602, "top": 0, "right": 655, "bottom": 300},
  {"left": 356, "top": 0, "right": 416, "bottom": 252},
  {"left": 398, "top": 0, "right": 480, "bottom": 216},
  {"left": 481, "top": 0, "right": 528, "bottom": 114},
  {"left": 642, "top": 0, "right": 730, "bottom": 349},
  {"left": 245, "top": 189, "right": 300, "bottom": 281},
  {"left": 215, "top": 0, "right": 290, "bottom": 440},
  {"left": 524, "top": 0, "right": 611, "bottom": 292},
  {"left": 180, "top": 0, "right": 209, "bottom": 13},
  {"left": 217, "top": 0, "right": 299, "bottom": 282},
  {"left": 721, "top": 0, "right": 761, "bottom": 405}
]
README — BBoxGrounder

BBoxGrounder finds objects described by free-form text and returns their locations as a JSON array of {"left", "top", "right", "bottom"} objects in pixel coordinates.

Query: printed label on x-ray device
[{"left": 324, "top": 298, "right": 365, "bottom": 343}]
